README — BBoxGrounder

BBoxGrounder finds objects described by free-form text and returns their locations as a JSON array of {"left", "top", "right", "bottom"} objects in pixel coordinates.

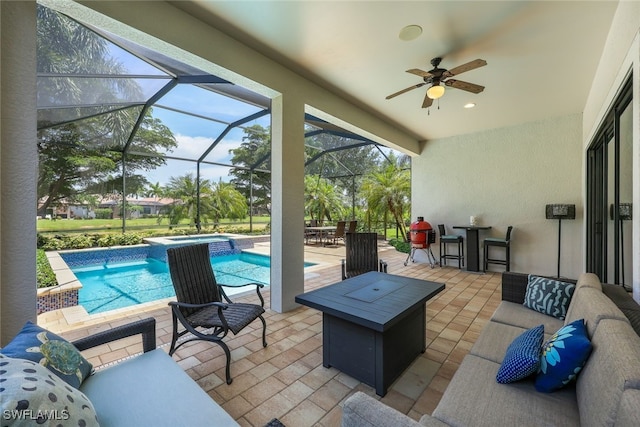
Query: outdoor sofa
[
  {"left": 1, "top": 317, "right": 238, "bottom": 427},
  {"left": 342, "top": 271, "right": 640, "bottom": 426}
]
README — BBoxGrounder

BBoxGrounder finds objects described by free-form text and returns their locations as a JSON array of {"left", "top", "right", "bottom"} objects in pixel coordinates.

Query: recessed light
[
  {"left": 464, "top": 103, "right": 476, "bottom": 109},
  {"left": 399, "top": 25, "right": 423, "bottom": 41}
]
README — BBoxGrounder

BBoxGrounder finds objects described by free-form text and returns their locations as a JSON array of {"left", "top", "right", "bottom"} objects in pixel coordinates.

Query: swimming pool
[{"left": 72, "top": 252, "right": 314, "bottom": 314}]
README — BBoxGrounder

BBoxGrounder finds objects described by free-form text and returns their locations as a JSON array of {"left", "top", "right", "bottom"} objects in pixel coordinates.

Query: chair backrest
[
  {"left": 438, "top": 224, "right": 446, "bottom": 236},
  {"left": 344, "top": 232, "right": 379, "bottom": 277},
  {"left": 347, "top": 220, "right": 357, "bottom": 234},
  {"left": 505, "top": 226, "right": 514, "bottom": 242},
  {"left": 309, "top": 219, "right": 318, "bottom": 227},
  {"left": 335, "top": 221, "right": 346, "bottom": 237},
  {"left": 166, "top": 243, "right": 221, "bottom": 316}
]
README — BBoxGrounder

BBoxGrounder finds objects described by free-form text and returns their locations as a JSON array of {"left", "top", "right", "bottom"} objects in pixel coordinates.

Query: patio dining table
[{"left": 305, "top": 225, "right": 337, "bottom": 246}]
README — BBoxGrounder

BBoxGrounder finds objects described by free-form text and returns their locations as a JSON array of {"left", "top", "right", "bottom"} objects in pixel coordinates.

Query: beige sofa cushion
[
  {"left": 577, "top": 319, "right": 640, "bottom": 427},
  {"left": 565, "top": 287, "right": 629, "bottom": 338},
  {"left": 470, "top": 321, "right": 527, "bottom": 363},
  {"left": 490, "top": 301, "right": 564, "bottom": 333},
  {"left": 432, "top": 355, "right": 580, "bottom": 427},
  {"left": 574, "top": 272, "right": 602, "bottom": 291}
]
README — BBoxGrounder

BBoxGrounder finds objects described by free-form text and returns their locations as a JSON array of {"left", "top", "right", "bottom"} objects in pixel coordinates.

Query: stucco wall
[
  {"left": 412, "top": 113, "right": 583, "bottom": 278},
  {"left": 582, "top": 0, "right": 640, "bottom": 300}
]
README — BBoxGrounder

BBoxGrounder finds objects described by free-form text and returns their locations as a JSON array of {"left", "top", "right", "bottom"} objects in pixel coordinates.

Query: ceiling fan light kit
[
  {"left": 386, "top": 57, "right": 487, "bottom": 110},
  {"left": 426, "top": 84, "right": 445, "bottom": 99}
]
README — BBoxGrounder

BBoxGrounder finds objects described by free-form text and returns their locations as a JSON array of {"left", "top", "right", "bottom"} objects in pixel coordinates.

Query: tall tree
[
  {"left": 161, "top": 174, "right": 247, "bottom": 229},
  {"left": 229, "top": 124, "right": 271, "bottom": 215},
  {"left": 360, "top": 153, "right": 411, "bottom": 240},
  {"left": 304, "top": 175, "right": 345, "bottom": 223},
  {"left": 209, "top": 179, "right": 248, "bottom": 223},
  {"left": 36, "top": 4, "right": 177, "bottom": 216}
]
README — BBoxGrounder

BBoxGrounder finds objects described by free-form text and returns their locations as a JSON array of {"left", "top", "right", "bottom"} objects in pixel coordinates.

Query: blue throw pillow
[
  {"left": 523, "top": 275, "right": 576, "bottom": 320},
  {"left": 496, "top": 324, "right": 544, "bottom": 384},
  {"left": 0, "top": 321, "right": 92, "bottom": 389},
  {"left": 536, "top": 319, "right": 592, "bottom": 392}
]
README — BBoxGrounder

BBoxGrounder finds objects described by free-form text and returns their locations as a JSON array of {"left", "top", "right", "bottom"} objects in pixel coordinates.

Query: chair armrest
[
  {"left": 72, "top": 317, "right": 156, "bottom": 353},
  {"left": 218, "top": 283, "right": 265, "bottom": 307},
  {"left": 169, "top": 301, "right": 228, "bottom": 310},
  {"left": 217, "top": 282, "right": 264, "bottom": 289},
  {"left": 379, "top": 259, "right": 388, "bottom": 273},
  {"left": 341, "top": 259, "right": 347, "bottom": 280}
]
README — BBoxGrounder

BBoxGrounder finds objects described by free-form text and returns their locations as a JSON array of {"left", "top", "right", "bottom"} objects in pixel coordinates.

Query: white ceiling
[{"left": 171, "top": 1, "right": 618, "bottom": 142}]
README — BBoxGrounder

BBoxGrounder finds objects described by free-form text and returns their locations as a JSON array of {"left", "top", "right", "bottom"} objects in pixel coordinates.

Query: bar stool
[
  {"left": 483, "top": 226, "right": 513, "bottom": 272},
  {"left": 438, "top": 224, "right": 464, "bottom": 268}
]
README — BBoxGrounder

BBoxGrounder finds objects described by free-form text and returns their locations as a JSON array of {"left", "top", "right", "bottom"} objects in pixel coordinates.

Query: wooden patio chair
[
  {"left": 327, "top": 220, "right": 346, "bottom": 245},
  {"left": 166, "top": 243, "right": 267, "bottom": 384},
  {"left": 341, "top": 232, "right": 388, "bottom": 280}
]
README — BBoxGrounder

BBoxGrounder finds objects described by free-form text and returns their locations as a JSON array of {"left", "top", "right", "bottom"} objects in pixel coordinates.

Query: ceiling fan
[{"left": 386, "top": 57, "right": 487, "bottom": 108}]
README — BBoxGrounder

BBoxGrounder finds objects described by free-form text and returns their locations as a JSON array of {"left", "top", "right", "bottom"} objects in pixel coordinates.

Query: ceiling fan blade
[
  {"left": 386, "top": 82, "right": 426, "bottom": 99},
  {"left": 406, "top": 68, "right": 433, "bottom": 78},
  {"left": 444, "top": 79, "right": 485, "bottom": 94},
  {"left": 444, "top": 59, "right": 487, "bottom": 77},
  {"left": 421, "top": 92, "right": 433, "bottom": 108}
]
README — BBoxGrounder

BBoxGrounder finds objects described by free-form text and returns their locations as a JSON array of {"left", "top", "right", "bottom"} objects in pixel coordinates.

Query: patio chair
[
  {"left": 166, "top": 243, "right": 267, "bottom": 385},
  {"left": 341, "top": 232, "right": 388, "bottom": 280},
  {"left": 347, "top": 220, "right": 357, "bottom": 234},
  {"left": 327, "top": 220, "right": 347, "bottom": 245},
  {"left": 304, "top": 219, "right": 319, "bottom": 244}
]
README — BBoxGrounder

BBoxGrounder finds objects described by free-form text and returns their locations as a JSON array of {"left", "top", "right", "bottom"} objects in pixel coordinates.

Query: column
[
  {"left": 0, "top": 1, "right": 38, "bottom": 345},
  {"left": 270, "top": 94, "right": 305, "bottom": 313}
]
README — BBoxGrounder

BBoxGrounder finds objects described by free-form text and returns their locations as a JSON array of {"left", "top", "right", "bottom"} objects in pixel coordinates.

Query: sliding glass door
[{"left": 586, "top": 76, "right": 632, "bottom": 287}]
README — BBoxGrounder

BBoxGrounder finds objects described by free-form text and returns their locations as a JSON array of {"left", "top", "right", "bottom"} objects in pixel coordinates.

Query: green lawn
[{"left": 37, "top": 217, "right": 270, "bottom": 233}]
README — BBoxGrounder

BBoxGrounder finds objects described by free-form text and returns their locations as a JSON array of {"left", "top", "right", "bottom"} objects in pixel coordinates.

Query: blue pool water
[{"left": 73, "top": 252, "right": 309, "bottom": 314}]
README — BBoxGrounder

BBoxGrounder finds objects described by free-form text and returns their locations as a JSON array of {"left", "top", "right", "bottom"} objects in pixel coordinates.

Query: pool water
[{"left": 74, "top": 253, "right": 287, "bottom": 314}]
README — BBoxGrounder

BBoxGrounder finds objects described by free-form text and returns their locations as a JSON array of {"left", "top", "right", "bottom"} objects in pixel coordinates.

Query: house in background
[{"left": 1, "top": 1, "right": 639, "bottom": 343}]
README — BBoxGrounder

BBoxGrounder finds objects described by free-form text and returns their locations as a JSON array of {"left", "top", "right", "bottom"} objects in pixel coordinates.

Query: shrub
[
  {"left": 389, "top": 238, "right": 411, "bottom": 254},
  {"left": 36, "top": 249, "right": 57, "bottom": 289}
]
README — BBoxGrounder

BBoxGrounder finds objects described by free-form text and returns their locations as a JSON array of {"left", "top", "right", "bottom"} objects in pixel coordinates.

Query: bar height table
[{"left": 452, "top": 226, "right": 491, "bottom": 272}]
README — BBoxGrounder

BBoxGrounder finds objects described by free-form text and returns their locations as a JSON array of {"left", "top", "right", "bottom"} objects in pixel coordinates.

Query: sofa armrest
[
  {"left": 501, "top": 272, "right": 530, "bottom": 304},
  {"left": 72, "top": 317, "right": 156, "bottom": 353},
  {"left": 341, "top": 392, "right": 424, "bottom": 427}
]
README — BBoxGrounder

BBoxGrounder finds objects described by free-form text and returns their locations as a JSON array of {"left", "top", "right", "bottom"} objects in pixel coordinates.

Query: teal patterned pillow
[
  {"left": 496, "top": 325, "right": 544, "bottom": 384},
  {"left": 523, "top": 275, "right": 576, "bottom": 319},
  {"left": 0, "top": 321, "right": 93, "bottom": 389},
  {"left": 536, "top": 319, "right": 592, "bottom": 392}
]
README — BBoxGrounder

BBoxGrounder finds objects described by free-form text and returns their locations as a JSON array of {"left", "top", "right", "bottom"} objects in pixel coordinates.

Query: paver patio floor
[{"left": 38, "top": 242, "right": 502, "bottom": 426}]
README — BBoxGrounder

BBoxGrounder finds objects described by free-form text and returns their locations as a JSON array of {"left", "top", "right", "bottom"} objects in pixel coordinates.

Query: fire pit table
[{"left": 295, "top": 271, "right": 444, "bottom": 396}]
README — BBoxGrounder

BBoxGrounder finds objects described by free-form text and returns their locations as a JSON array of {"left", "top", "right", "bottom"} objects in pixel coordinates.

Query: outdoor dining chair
[
  {"left": 341, "top": 232, "right": 388, "bottom": 280},
  {"left": 166, "top": 243, "right": 267, "bottom": 385}
]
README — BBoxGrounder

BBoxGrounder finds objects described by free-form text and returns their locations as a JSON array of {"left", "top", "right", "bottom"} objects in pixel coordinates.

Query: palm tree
[
  {"left": 361, "top": 153, "right": 411, "bottom": 240},
  {"left": 162, "top": 174, "right": 248, "bottom": 230},
  {"left": 209, "top": 179, "right": 248, "bottom": 223},
  {"left": 162, "top": 174, "right": 209, "bottom": 228},
  {"left": 146, "top": 182, "right": 164, "bottom": 200},
  {"left": 304, "top": 175, "right": 345, "bottom": 224}
]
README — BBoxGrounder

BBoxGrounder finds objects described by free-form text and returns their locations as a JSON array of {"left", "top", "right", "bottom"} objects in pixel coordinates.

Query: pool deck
[
  {"left": 38, "top": 239, "right": 376, "bottom": 333},
  {"left": 38, "top": 240, "right": 502, "bottom": 426}
]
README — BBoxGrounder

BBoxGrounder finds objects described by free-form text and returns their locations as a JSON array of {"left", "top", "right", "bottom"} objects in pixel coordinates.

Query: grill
[{"left": 404, "top": 216, "right": 438, "bottom": 268}]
